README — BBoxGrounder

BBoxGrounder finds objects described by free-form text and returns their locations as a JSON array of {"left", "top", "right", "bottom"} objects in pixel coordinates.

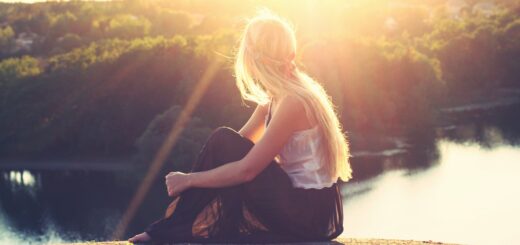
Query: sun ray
[{"left": 111, "top": 59, "right": 222, "bottom": 240}]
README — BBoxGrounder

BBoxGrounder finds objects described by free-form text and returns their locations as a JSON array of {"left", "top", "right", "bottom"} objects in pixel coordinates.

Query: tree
[
  {"left": 50, "top": 11, "right": 78, "bottom": 37},
  {"left": 135, "top": 105, "right": 212, "bottom": 171},
  {"left": 151, "top": 10, "right": 194, "bottom": 36},
  {"left": 0, "top": 25, "right": 15, "bottom": 55},
  {"left": 106, "top": 14, "right": 151, "bottom": 39},
  {"left": 0, "top": 55, "right": 41, "bottom": 107},
  {"left": 0, "top": 55, "right": 41, "bottom": 84}
]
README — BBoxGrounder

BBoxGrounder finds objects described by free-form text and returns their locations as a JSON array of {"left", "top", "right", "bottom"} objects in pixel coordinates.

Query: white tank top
[{"left": 265, "top": 101, "right": 336, "bottom": 189}]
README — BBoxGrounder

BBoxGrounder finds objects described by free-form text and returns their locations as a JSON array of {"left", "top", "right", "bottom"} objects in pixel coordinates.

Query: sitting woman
[{"left": 129, "top": 10, "right": 352, "bottom": 244}]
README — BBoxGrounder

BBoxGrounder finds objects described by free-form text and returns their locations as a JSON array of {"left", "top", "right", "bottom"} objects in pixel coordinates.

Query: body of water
[
  {"left": 1, "top": 105, "right": 520, "bottom": 245},
  {"left": 342, "top": 140, "right": 520, "bottom": 244}
]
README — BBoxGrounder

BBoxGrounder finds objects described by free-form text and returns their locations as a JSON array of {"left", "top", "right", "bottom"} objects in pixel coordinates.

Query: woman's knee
[
  {"left": 210, "top": 126, "right": 237, "bottom": 139},
  {"left": 207, "top": 126, "right": 252, "bottom": 147},
  {"left": 203, "top": 126, "right": 254, "bottom": 163}
]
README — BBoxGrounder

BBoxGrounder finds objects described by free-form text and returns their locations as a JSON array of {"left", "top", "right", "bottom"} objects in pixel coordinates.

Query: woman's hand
[{"left": 165, "top": 171, "right": 192, "bottom": 197}]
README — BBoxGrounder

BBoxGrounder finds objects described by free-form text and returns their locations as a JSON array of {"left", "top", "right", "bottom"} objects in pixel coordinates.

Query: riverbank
[
  {"left": 0, "top": 157, "right": 138, "bottom": 171},
  {"left": 5, "top": 87, "right": 520, "bottom": 173},
  {"left": 60, "top": 238, "right": 456, "bottom": 244}
]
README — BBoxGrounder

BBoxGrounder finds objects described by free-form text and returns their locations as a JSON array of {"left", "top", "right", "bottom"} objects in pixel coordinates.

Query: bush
[{"left": 135, "top": 105, "right": 212, "bottom": 171}]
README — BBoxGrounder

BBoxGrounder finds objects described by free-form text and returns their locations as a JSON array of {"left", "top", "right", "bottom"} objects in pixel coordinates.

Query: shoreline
[
  {"left": 0, "top": 158, "right": 140, "bottom": 171},
  {"left": 3, "top": 93, "right": 520, "bottom": 172},
  {"left": 59, "top": 238, "right": 457, "bottom": 245}
]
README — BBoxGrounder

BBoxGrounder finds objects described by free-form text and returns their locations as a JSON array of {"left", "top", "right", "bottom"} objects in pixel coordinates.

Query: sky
[{"left": 0, "top": 0, "right": 111, "bottom": 2}]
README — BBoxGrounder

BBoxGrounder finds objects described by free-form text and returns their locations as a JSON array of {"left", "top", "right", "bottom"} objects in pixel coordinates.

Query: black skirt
[{"left": 145, "top": 126, "right": 344, "bottom": 244}]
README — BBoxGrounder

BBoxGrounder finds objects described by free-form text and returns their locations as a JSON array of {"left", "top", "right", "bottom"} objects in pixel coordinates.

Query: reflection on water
[
  {"left": 0, "top": 215, "right": 71, "bottom": 245},
  {"left": 3, "top": 170, "right": 38, "bottom": 188},
  {"left": 341, "top": 104, "right": 520, "bottom": 245},
  {"left": 1, "top": 105, "right": 520, "bottom": 244},
  {"left": 0, "top": 167, "right": 174, "bottom": 243},
  {"left": 342, "top": 141, "right": 520, "bottom": 245},
  {"left": 0, "top": 170, "right": 73, "bottom": 244}
]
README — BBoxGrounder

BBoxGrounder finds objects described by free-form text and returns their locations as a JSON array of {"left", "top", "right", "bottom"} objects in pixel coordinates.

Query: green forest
[{"left": 0, "top": 0, "right": 519, "bottom": 171}]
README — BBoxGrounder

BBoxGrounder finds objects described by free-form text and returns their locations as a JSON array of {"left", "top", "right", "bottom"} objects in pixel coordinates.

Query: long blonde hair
[{"left": 234, "top": 10, "right": 352, "bottom": 182}]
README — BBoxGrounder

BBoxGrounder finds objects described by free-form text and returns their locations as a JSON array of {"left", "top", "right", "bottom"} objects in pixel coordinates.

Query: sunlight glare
[{"left": 342, "top": 140, "right": 520, "bottom": 245}]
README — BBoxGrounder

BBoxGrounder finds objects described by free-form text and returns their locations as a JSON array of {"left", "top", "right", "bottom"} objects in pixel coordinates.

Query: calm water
[
  {"left": 1, "top": 106, "right": 520, "bottom": 245},
  {"left": 343, "top": 140, "right": 520, "bottom": 245}
]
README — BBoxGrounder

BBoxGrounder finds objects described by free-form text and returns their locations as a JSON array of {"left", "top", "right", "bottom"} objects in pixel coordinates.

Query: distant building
[
  {"left": 13, "top": 32, "right": 41, "bottom": 53},
  {"left": 447, "top": 0, "right": 497, "bottom": 18}
]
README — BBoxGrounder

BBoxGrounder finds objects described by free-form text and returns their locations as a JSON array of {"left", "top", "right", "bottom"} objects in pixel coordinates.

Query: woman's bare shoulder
[
  {"left": 277, "top": 95, "right": 304, "bottom": 112},
  {"left": 276, "top": 95, "right": 307, "bottom": 121},
  {"left": 276, "top": 95, "right": 315, "bottom": 130}
]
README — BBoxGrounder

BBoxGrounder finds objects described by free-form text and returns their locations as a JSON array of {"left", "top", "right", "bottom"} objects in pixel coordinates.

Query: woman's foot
[{"left": 128, "top": 232, "right": 151, "bottom": 243}]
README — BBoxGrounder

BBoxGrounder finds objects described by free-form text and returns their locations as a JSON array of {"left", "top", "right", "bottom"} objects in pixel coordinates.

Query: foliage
[
  {"left": 0, "top": 0, "right": 518, "bottom": 166},
  {"left": 53, "top": 33, "right": 83, "bottom": 54},
  {"left": 135, "top": 105, "right": 213, "bottom": 170},
  {"left": 47, "top": 36, "right": 186, "bottom": 73},
  {"left": 0, "top": 55, "right": 40, "bottom": 84},
  {"left": 105, "top": 14, "right": 151, "bottom": 39},
  {"left": 0, "top": 25, "right": 15, "bottom": 55}
]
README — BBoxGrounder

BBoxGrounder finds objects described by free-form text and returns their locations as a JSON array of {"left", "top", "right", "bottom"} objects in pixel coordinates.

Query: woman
[{"left": 129, "top": 10, "right": 352, "bottom": 244}]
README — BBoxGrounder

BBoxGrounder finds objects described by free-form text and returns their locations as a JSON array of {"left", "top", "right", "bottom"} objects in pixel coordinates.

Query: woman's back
[{"left": 265, "top": 101, "right": 336, "bottom": 189}]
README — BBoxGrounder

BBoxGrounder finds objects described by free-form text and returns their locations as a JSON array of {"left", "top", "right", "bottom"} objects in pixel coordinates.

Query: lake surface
[
  {"left": 1, "top": 104, "right": 520, "bottom": 245},
  {"left": 343, "top": 140, "right": 520, "bottom": 245}
]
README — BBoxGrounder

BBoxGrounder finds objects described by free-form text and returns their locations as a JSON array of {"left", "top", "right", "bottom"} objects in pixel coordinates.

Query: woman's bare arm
[
  {"left": 189, "top": 96, "right": 304, "bottom": 187},
  {"left": 165, "top": 96, "right": 306, "bottom": 196},
  {"left": 238, "top": 104, "right": 268, "bottom": 143}
]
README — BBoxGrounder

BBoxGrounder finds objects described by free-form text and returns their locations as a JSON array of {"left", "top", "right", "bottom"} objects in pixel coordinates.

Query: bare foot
[{"left": 128, "top": 232, "right": 151, "bottom": 243}]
